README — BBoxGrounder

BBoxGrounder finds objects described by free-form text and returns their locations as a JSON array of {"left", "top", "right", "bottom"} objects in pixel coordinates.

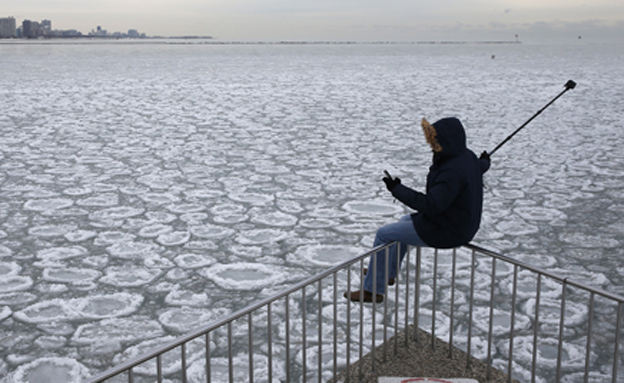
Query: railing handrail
[
  {"left": 87, "top": 242, "right": 624, "bottom": 383},
  {"left": 87, "top": 242, "right": 395, "bottom": 382},
  {"left": 464, "top": 243, "right": 624, "bottom": 302}
]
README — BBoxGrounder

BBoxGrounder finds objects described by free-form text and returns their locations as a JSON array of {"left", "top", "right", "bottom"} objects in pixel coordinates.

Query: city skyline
[
  {"left": 2, "top": 1, "right": 624, "bottom": 42},
  {"left": 0, "top": 17, "right": 148, "bottom": 39}
]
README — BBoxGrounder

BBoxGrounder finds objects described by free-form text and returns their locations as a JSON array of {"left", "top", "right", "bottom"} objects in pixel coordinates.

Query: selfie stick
[{"left": 488, "top": 80, "right": 576, "bottom": 157}]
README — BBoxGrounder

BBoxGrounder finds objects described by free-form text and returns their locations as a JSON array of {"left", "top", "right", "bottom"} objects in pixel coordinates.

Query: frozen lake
[{"left": 0, "top": 40, "right": 623, "bottom": 382}]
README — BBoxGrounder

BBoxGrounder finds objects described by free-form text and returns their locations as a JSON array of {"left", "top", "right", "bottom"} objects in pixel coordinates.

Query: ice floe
[
  {"left": 342, "top": 200, "right": 404, "bottom": 216},
  {"left": 199, "top": 262, "right": 287, "bottom": 290},
  {"left": 42, "top": 268, "right": 101, "bottom": 284},
  {"left": 234, "top": 229, "right": 289, "bottom": 245},
  {"left": 88, "top": 206, "right": 145, "bottom": 221},
  {"left": 289, "top": 244, "right": 366, "bottom": 267},
  {"left": 23, "top": 198, "right": 74, "bottom": 211},
  {"left": 13, "top": 293, "right": 144, "bottom": 323},
  {"left": 9, "top": 357, "right": 90, "bottom": 383},
  {"left": 100, "top": 266, "right": 161, "bottom": 287},
  {"left": 156, "top": 231, "right": 191, "bottom": 246},
  {"left": 106, "top": 241, "right": 158, "bottom": 259},
  {"left": 158, "top": 307, "right": 231, "bottom": 333},
  {"left": 71, "top": 317, "right": 164, "bottom": 345},
  {"left": 0, "top": 276, "right": 33, "bottom": 294},
  {"left": 174, "top": 253, "right": 217, "bottom": 269}
]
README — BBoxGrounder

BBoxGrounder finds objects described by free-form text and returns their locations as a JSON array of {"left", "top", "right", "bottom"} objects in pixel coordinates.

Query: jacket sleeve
[
  {"left": 391, "top": 169, "right": 462, "bottom": 216},
  {"left": 479, "top": 158, "right": 490, "bottom": 174}
]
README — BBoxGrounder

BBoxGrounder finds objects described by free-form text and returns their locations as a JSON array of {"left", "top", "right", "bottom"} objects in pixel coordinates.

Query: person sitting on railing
[{"left": 345, "top": 117, "right": 491, "bottom": 303}]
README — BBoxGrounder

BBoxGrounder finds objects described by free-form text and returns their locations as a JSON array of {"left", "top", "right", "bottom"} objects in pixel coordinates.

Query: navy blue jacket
[{"left": 391, "top": 118, "right": 490, "bottom": 248}]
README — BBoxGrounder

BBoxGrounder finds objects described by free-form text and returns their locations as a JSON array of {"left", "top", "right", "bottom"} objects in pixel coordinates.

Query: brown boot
[
  {"left": 363, "top": 268, "right": 395, "bottom": 286},
  {"left": 343, "top": 290, "right": 384, "bottom": 303}
]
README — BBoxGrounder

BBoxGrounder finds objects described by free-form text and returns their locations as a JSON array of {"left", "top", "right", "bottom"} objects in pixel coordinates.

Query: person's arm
[{"left": 391, "top": 170, "right": 461, "bottom": 216}]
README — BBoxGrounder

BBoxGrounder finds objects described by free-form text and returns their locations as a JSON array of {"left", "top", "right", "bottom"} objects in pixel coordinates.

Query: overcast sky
[{"left": 3, "top": 1, "right": 624, "bottom": 42}]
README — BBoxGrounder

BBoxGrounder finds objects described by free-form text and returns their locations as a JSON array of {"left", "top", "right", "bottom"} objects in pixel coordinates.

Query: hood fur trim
[{"left": 421, "top": 118, "right": 442, "bottom": 152}]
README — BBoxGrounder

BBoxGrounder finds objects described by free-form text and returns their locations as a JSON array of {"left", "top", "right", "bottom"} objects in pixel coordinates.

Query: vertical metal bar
[
  {"left": 302, "top": 287, "right": 307, "bottom": 382},
  {"left": 205, "top": 332, "right": 211, "bottom": 383},
  {"left": 531, "top": 274, "right": 542, "bottom": 383},
  {"left": 467, "top": 249, "right": 476, "bottom": 367},
  {"left": 508, "top": 265, "right": 518, "bottom": 383},
  {"left": 156, "top": 354, "right": 162, "bottom": 383},
  {"left": 228, "top": 322, "right": 233, "bottom": 383},
  {"left": 181, "top": 343, "right": 188, "bottom": 383},
  {"left": 267, "top": 303, "right": 273, "bottom": 383},
  {"left": 346, "top": 267, "right": 351, "bottom": 383},
  {"left": 556, "top": 280, "right": 568, "bottom": 382},
  {"left": 248, "top": 313, "right": 254, "bottom": 383},
  {"left": 372, "top": 251, "right": 377, "bottom": 372},
  {"left": 128, "top": 368, "right": 133, "bottom": 383},
  {"left": 413, "top": 247, "right": 422, "bottom": 343},
  {"left": 432, "top": 249, "right": 438, "bottom": 349},
  {"left": 449, "top": 248, "right": 457, "bottom": 358},
  {"left": 383, "top": 246, "right": 389, "bottom": 363},
  {"left": 318, "top": 279, "right": 322, "bottom": 383},
  {"left": 486, "top": 258, "right": 497, "bottom": 381},
  {"left": 358, "top": 259, "right": 364, "bottom": 381},
  {"left": 285, "top": 295, "right": 290, "bottom": 383},
  {"left": 613, "top": 302, "right": 622, "bottom": 383},
  {"left": 404, "top": 247, "right": 411, "bottom": 348},
  {"left": 394, "top": 243, "right": 401, "bottom": 356},
  {"left": 584, "top": 293, "right": 594, "bottom": 383},
  {"left": 333, "top": 272, "right": 338, "bottom": 381}
]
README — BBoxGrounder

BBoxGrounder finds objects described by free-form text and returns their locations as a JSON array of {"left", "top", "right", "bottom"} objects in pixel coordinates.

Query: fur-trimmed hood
[{"left": 421, "top": 117, "right": 467, "bottom": 159}]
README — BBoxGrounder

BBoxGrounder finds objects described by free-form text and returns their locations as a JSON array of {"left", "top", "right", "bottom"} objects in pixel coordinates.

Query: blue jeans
[{"left": 364, "top": 214, "right": 428, "bottom": 295}]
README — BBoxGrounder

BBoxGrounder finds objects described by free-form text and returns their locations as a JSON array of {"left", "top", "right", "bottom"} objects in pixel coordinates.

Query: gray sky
[{"left": 3, "top": 0, "right": 624, "bottom": 42}]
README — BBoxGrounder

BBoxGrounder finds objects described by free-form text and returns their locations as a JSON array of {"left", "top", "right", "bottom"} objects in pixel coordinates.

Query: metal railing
[{"left": 87, "top": 243, "right": 624, "bottom": 383}]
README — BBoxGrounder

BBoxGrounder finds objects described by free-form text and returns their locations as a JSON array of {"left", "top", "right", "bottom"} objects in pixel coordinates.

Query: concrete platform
[{"left": 330, "top": 325, "right": 520, "bottom": 383}]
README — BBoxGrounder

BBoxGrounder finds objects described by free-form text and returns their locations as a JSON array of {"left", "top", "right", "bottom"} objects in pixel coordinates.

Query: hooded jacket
[{"left": 391, "top": 117, "right": 490, "bottom": 248}]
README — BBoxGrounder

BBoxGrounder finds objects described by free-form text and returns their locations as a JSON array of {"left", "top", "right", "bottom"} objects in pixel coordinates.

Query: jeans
[{"left": 363, "top": 214, "right": 428, "bottom": 295}]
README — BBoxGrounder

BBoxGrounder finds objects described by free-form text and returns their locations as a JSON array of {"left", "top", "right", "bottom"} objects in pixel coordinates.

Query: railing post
[
  {"left": 383, "top": 246, "right": 390, "bottom": 363},
  {"left": 227, "top": 322, "right": 233, "bottom": 383},
  {"left": 318, "top": 279, "right": 323, "bottom": 383},
  {"left": 487, "top": 258, "right": 497, "bottom": 382},
  {"left": 372, "top": 251, "right": 378, "bottom": 372},
  {"left": 556, "top": 279, "right": 568, "bottom": 382},
  {"left": 508, "top": 265, "right": 518, "bottom": 383},
  {"left": 467, "top": 248, "right": 476, "bottom": 368},
  {"left": 285, "top": 295, "right": 290, "bottom": 383},
  {"left": 181, "top": 343, "right": 187, "bottom": 383},
  {"left": 346, "top": 268, "right": 351, "bottom": 383},
  {"left": 613, "top": 301, "right": 622, "bottom": 383},
  {"left": 432, "top": 249, "right": 438, "bottom": 349},
  {"left": 404, "top": 246, "right": 411, "bottom": 349},
  {"left": 394, "top": 243, "right": 401, "bottom": 356},
  {"left": 413, "top": 247, "right": 422, "bottom": 343},
  {"left": 267, "top": 303, "right": 273, "bottom": 383},
  {"left": 449, "top": 248, "right": 457, "bottom": 358},
  {"left": 302, "top": 287, "right": 307, "bottom": 382},
  {"left": 584, "top": 293, "right": 594, "bottom": 383},
  {"left": 205, "top": 332, "right": 211, "bottom": 383},
  {"left": 333, "top": 272, "right": 338, "bottom": 380},
  {"left": 531, "top": 274, "right": 542, "bottom": 383},
  {"left": 248, "top": 313, "right": 254, "bottom": 383}
]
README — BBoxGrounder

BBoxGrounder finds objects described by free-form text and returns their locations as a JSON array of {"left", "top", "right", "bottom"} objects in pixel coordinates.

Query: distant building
[
  {"left": 22, "top": 19, "right": 43, "bottom": 38},
  {"left": 41, "top": 19, "right": 52, "bottom": 36},
  {"left": 0, "top": 16, "right": 16, "bottom": 38}
]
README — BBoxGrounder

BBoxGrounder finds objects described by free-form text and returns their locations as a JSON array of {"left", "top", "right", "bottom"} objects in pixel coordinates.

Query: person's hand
[
  {"left": 479, "top": 151, "right": 490, "bottom": 162},
  {"left": 383, "top": 175, "right": 401, "bottom": 192}
]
